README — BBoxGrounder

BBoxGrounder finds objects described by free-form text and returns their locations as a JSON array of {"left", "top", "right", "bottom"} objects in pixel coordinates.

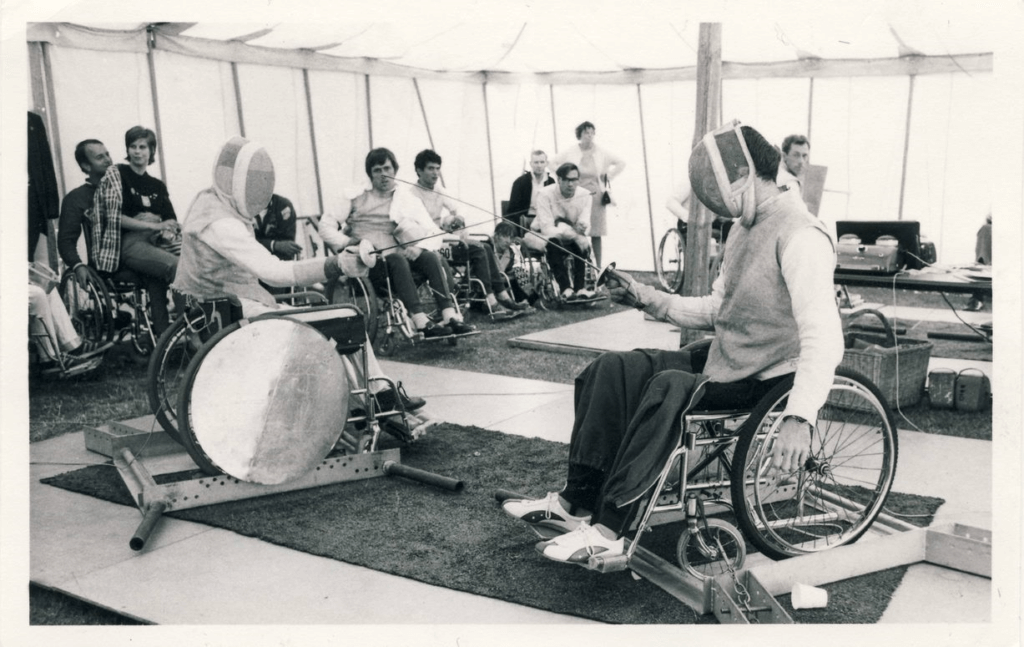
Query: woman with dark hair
[
  {"left": 550, "top": 121, "right": 626, "bottom": 266},
  {"left": 92, "top": 125, "right": 181, "bottom": 335}
]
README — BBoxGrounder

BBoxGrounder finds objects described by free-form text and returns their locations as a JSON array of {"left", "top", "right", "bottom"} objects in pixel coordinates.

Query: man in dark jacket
[
  {"left": 28, "top": 111, "right": 61, "bottom": 262},
  {"left": 506, "top": 150, "right": 554, "bottom": 231}
]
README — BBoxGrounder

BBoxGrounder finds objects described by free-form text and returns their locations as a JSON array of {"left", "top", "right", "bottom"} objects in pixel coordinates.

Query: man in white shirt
[
  {"left": 777, "top": 134, "right": 810, "bottom": 197},
  {"left": 504, "top": 123, "right": 843, "bottom": 564},
  {"left": 532, "top": 163, "right": 593, "bottom": 300}
]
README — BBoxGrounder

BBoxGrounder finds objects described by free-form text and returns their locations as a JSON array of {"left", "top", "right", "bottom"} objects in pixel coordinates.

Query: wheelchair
[
  {"left": 29, "top": 313, "right": 108, "bottom": 378},
  {"left": 584, "top": 340, "right": 898, "bottom": 578},
  {"left": 437, "top": 233, "right": 524, "bottom": 319},
  {"left": 327, "top": 254, "right": 476, "bottom": 357},
  {"left": 148, "top": 300, "right": 421, "bottom": 480},
  {"left": 657, "top": 218, "right": 732, "bottom": 293},
  {"left": 59, "top": 265, "right": 158, "bottom": 357}
]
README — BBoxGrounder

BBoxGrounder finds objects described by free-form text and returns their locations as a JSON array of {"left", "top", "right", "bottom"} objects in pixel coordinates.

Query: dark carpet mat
[{"left": 42, "top": 424, "right": 943, "bottom": 624}]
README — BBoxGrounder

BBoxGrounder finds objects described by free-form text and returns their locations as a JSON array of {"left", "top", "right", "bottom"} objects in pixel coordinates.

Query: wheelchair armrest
[{"left": 679, "top": 337, "right": 713, "bottom": 353}]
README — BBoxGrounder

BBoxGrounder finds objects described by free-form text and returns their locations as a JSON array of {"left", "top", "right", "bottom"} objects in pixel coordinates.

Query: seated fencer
[
  {"left": 409, "top": 149, "right": 530, "bottom": 316},
  {"left": 319, "top": 148, "right": 473, "bottom": 337},
  {"left": 172, "top": 136, "right": 424, "bottom": 416},
  {"left": 503, "top": 122, "right": 843, "bottom": 563},
  {"left": 532, "top": 162, "right": 594, "bottom": 300}
]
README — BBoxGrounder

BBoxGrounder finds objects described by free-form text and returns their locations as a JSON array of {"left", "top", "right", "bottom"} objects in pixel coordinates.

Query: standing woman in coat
[{"left": 551, "top": 121, "right": 626, "bottom": 267}]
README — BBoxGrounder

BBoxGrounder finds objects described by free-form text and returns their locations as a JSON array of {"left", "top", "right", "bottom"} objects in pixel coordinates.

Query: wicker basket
[{"left": 839, "top": 309, "right": 933, "bottom": 409}]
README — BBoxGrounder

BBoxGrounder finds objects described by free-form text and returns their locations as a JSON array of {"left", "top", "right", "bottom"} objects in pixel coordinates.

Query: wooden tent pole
[
  {"left": 680, "top": 23, "right": 722, "bottom": 344},
  {"left": 683, "top": 23, "right": 721, "bottom": 296},
  {"left": 231, "top": 62, "right": 246, "bottom": 137},
  {"left": 303, "top": 69, "right": 324, "bottom": 214},
  {"left": 482, "top": 80, "right": 498, "bottom": 219},
  {"left": 145, "top": 26, "right": 168, "bottom": 182},
  {"left": 897, "top": 75, "right": 916, "bottom": 220},
  {"left": 636, "top": 84, "right": 658, "bottom": 273}
]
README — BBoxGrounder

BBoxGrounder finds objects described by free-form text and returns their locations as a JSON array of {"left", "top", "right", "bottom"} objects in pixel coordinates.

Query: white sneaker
[
  {"left": 502, "top": 492, "right": 591, "bottom": 538},
  {"left": 537, "top": 520, "right": 624, "bottom": 564}
]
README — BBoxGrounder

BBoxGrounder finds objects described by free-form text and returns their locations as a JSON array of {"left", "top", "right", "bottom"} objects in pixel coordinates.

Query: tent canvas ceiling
[{"left": 26, "top": 12, "right": 995, "bottom": 269}]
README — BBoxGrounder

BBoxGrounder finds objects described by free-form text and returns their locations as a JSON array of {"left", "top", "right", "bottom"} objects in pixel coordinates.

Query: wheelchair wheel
[
  {"left": 147, "top": 309, "right": 216, "bottom": 442},
  {"left": 730, "top": 368, "right": 898, "bottom": 560},
  {"left": 657, "top": 228, "right": 685, "bottom": 293},
  {"left": 328, "top": 276, "right": 378, "bottom": 342},
  {"left": 59, "top": 268, "right": 116, "bottom": 347},
  {"left": 677, "top": 518, "right": 746, "bottom": 580}
]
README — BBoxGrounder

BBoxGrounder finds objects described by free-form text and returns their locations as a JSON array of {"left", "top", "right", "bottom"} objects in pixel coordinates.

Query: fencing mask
[
  {"left": 212, "top": 136, "right": 275, "bottom": 220},
  {"left": 689, "top": 120, "right": 757, "bottom": 228}
]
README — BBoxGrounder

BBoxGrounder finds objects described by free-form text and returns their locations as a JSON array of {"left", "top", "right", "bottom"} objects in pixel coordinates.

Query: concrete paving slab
[
  {"left": 380, "top": 360, "right": 573, "bottom": 431},
  {"left": 510, "top": 309, "right": 681, "bottom": 355},
  {"left": 880, "top": 563, "right": 991, "bottom": 623},
  {"left": 56, "top": 520, "right": 591, "bottom": 625},
  {"left": 887, "top": 430, "right": 991, "bottom": 530},
  {"left": 30, "top": 477, "right": 215, "bottom": 584}
]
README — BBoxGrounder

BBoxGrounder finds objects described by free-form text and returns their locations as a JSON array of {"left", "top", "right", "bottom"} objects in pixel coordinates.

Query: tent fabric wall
[
  {"left": 152, "top": 50, "right": 240, "bottom": 222},
  {"left": 30, "top": 24, "right": 994, "bottom": 270}
]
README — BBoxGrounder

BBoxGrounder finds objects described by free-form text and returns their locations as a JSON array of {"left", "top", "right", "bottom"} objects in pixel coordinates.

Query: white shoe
[
  {"left": 537, "top": 520, "right": 624, "bottom": 564},
  {"left": 502, "top": 492, "right": 591, "bottom": 537},
  {"left": 561, "top": 288, "right": 575, "bottom": 300},
  {"left": 576, "top": 288, "right": 595, "bottom": 299}
]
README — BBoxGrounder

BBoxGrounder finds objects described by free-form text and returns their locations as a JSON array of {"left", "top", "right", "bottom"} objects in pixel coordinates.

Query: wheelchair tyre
[
  {"left": 677, "top": 518, "right": 746, "bottom": 580},
  {"left": 730, "top": 368, "right": 898, "bottom": 560},
  {"left": 59, "top": 268, "right": 116, "bottom": 347},
  {"left": 657, "top": 228, "right": 685, "bottom": 293},
  {"left": 328, "top": 276, "right": 378, "bottom": 342},
  {"left": 147, "top": 309, "right": 215, "bottom": 443}
]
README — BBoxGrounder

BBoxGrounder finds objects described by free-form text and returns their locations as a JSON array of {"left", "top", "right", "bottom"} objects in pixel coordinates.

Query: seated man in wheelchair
[
  {"left": 319, "top": 148, "right": 473, "bottom": 337},
  {"left": 409, "top": 149, "right": 530, "bottom": 316},
  {"left": 532, "top": 162, "right": 595, "bottom": 301},
  {"left": 172, "top": 136, "right": 424, "bottom": 417},
  {"left": 503, "top": 122, "right": 844, "bottom": 564}
]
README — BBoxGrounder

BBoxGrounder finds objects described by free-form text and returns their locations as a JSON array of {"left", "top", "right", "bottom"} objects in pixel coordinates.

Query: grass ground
[{"left": 27, "top": 272, "right": 993, "bottom": 623}]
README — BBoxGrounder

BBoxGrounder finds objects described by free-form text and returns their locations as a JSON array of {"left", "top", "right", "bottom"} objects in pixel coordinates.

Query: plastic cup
[{"left": 791, "top": 583, "right": 828, "bottom": 609}]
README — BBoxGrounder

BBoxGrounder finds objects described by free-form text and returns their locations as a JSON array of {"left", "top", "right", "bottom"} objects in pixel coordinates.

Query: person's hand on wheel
[
  {"left": 74, "top": 264, "right": 92, "bottom": 288},
  {"left": 770, "top": 417, "right": 813, "bottom": 474}
]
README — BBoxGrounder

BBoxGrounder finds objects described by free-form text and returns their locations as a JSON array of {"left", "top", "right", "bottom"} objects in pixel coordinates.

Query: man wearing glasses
[{"left": 532, "top": 162, "right": 594, "bottom": 300}]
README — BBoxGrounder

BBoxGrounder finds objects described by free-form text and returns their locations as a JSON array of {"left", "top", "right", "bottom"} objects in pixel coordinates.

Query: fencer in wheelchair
[
  {"left": 318, "top": 148, "right": 478, "bottom": 347},
  {"left": 169, "top": 137, "right": 430, "bottom": 468},
  {"left": 409, "top": 149, "right": 532, "bottom": 319},
  {"left": 504, "top": 121, "right": 897, "bottom": 575},
  {"left": 518, "top": 162, "right": 606, "bottom": 307}
]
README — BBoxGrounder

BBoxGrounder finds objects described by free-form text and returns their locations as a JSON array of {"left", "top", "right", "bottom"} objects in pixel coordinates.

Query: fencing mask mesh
[{"left": 689, "top": 120, "right": 757, "bottom": 228}]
